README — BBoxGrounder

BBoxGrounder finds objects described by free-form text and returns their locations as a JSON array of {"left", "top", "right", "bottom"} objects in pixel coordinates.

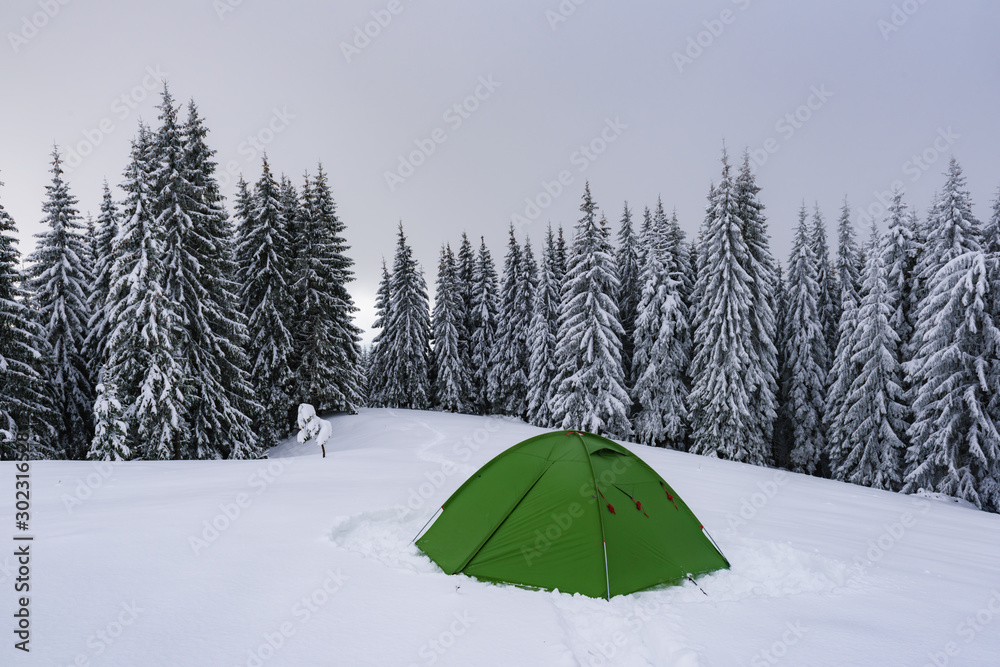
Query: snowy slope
[{"left": 3, "top": 408, "right": 999, "bottom": 666}]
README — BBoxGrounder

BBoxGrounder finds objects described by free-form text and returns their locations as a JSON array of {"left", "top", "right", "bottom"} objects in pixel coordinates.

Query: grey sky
[{"left": 2, "top": 0, "right": 998, "bottom": 343}]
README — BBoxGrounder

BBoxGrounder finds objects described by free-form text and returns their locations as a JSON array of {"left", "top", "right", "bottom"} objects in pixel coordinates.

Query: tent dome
[{"left": 416, "top": 430, "right": 729, "bottom": 599}]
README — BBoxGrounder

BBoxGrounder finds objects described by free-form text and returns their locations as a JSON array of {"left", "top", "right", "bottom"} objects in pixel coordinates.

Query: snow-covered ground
[{"left": 3, "top": 408, "right": 999, "bottom": 666}]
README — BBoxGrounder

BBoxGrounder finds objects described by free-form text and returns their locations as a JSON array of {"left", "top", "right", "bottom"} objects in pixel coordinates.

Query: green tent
[{"left": 416, "top": 430, "right": 729, "bottom": 599}]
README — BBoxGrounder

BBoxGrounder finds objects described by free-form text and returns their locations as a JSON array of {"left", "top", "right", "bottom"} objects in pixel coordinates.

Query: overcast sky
[{"left": 2, "top": 0, "right": 998, "bottom": 342}]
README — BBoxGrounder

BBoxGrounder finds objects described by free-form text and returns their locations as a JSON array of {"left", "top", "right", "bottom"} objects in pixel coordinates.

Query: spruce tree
[
  {"left": 236, "top": 155, "right": 294, "bottom": 448},
  {"left": 839, "top": 226, "right": 907, "bottom": 490},
  {"left": 825, "top": 280, "right": 861, "bottom": 476},
  {"left": 735, "top": 154, "right": 779, "bottom": 457},
  {"left": 456, "top": 232, "right": 476, "bottom": 409},
  {"left": 432, "top": 244, "right": 469, "bottom": 412},
  {"left": 381, "top": 223, "right": 432, "bottom": 409},
  {"left": 784, "top": 207, "right": 828, "bottom": 475},
  {"left": 291, "top": 165, "right": 362, "bottom": 416},
  {"left": 615, "top": 202, "right": 641, "bottom": 390},
  {"left": 835, "top": 198, "right": 862, "bottom": 305},
  {"left": 468, "top": 237, "right": 498, "bottom": 414},
  {"left": 488, "top": 226, "right": 533, "bottom": 416},
  {"left": 811, "top": 205, "right": 837, "bottom": 376},
  {"left": 772, "top": 264, "right": 795, "bottom": 468},
  {"left": 26, "top": 147, "right": 94, "bottom": 459},
  {"left": 527, "top": 226, "right": 562, "bottom": 427},
  {"left": 368, "top": 260, "right": 393, "bottom": 407},
  {"left": 905, "top": 159, "right": 1000, "bottom": 511},
  {"left": 689, "top": 155, "right": 766, "bottom": 464},
  {"left": 86, "top": 182, "right": 119, "bottom": 374},
  {"left": 97, "top": 125, "right": 185, "bottom": 460},
  {"left": 0, "top": 176, "right": 52, "bottom": 459},
  {"left": 631, "top": 201, "right": 689, "bottom": 447},
  {"left": 551, "top": 184, "right": 631, "bottom": 437}
]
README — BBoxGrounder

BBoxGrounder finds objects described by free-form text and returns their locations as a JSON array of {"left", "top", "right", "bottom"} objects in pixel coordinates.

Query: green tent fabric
[{"left": 416, "top": 430, "right": 729, "bottom": 599}]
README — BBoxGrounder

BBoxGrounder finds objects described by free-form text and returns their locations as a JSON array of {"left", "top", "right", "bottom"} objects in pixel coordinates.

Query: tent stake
[{"left": 411, "top": 506, "right": 443, "bottom": 544}]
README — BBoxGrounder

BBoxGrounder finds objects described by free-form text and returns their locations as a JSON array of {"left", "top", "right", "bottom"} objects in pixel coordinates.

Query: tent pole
[
  {"left": 602, "top": 540, "right": 610, "bottom": 601},
  {"left": 410, "top": 506, "right": 443, "bottom": 544}
]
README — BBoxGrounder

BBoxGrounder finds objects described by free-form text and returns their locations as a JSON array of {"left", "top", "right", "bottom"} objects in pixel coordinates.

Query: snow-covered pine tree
[
  {"left": 97, "top": 124, "right": 185, "bottom": 460},
  {"left": 905, "top": 159, "right": 1000, "bottom": 511},
  {"left": 689, "top": 154, "right": 768, "bottom": 464},
  {"left": 811, "top": 204, "right": 837, "bottom": 377},
  {"left": 615, "top": 202, "right": 641, "bottom": 390},
  {"left": 181, "top": 99, "right": 259, "bottom": 459},
  {"left": 89, "top": 377, "right": 129, "bottom": 461},
  {"left": 526, "top": 225, "right": 562, "bottom": 428},
  {"left": 291, "top": 165, "right": 362, "bottom": 416},
  {"left": 838, "top": 225, "right": 907, "bottom": 490},
  {"left": 0, "top": 176, "right": 53, "bottom": 459},
  {"left": 86, "top": 182, "right": 119, "bottom": 375},
  {"left": 825, "top": 278, "right": 861, "bottom": 477},
  {"left": 368, "top": 260, "right": 392, "bottom": 407},
  {"left": 735, "top": 153, "right": 779, "bottom": 457},
  {"left": 488, "top": 226, "right": 534, "bottom": 416},
  {"left": 551, "top": 184, "right": 631, "bottom": 437},
  {"left": 882, "top": 189, "right": 921, "bottom": 451},
  {"left": 26, "top": 147, "right": 94, "bottom": 459},
  {"left": 381, "top": 223, "right": 432, "bottom": 409},
  {"left": 432, "top": 244, "right": 469, "bottom": 412},
  {"left": 456, "top": 232, "right": 476, "bottom": 410},
  {"left": 236, "top": 155, "right": 294, "bottom": 448},
  {"left": 784, "top": 206, "right": 828, "bottom": 475},
  {"left": 835, "top": 198, "right": 862, "bottom": 306},
  {"left": 554, "top": 225, "right": 568, "bottom": 282},
  {"left": 772, "top": 263, "right": 795, "bottom": 468},
  {"left": 631, "top": 198, "right": 689, "bottom": 447},
  {"left": 468, "top": 237, "right": 498, "bottom": 414}
]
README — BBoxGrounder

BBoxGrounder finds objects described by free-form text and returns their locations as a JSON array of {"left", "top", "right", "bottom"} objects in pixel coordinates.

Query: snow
[{"left": 5, "top": 408, "right": 1000, "bottom": 666}]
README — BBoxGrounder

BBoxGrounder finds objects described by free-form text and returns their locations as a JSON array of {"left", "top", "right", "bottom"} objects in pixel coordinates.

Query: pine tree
[
  {"left": 835, "top": 198, "right": 862, "bottom": 305},
  {"left": 97, "top": 125, "right": 185, "bottom": 460},
  {"left": 689, "top": 155, "right": 767, "bottom": 464},
  {"left": 432, "top": 244, "right": 469, "bottom": 412},
  {"left": 381, "top": 223, "right": 432, "bottom": 409},
  {"left": 825, "top": 279, "right": 861, "bottom": 476},
  {"left": 811, "top": 204, "right": 837, "bottom": 376},
  {"left": 551, "top": 184, "right": 631, "bottom": 437},
  {"left": 236, "top": 155, "right": 294, "bottom": 448},
  {"left": 631, "top": 200, "right": 689, "bottom": 447},
  {"left": 86, "top": 182, "right": 119, "bottom": 374},
  {"left": 183, "top": 99, "right": 259, "bottom": 458},
  {"left": 527, "top": 226, "right": 562, "bottom": 427},
  {"left": 839, "top": 226, "right": 907, "bottom": 490},
  {"left": 468, "top": 237, "right": 498, "bottom": 414},
  {"left": 772, "top": 264, "right": 795, "bottom": 468},
  {"left": 735, "top": 154, "right": 779, "bottom": 457},
  {"left": 291, "top": 165, "right": 362, "bottom": 416},
  {"left": 0, "top": 176, "right": 53, "bottom": 459},
  {"left": 905, "top": 160, "right": 1000, "bottom": 511},
  {"left": 489, "top": 226, "right": 533, "bottom": 416},
  {"left": 456, "top": 232, "right": 476, "bottom": 409},
  {"left": 784, "top": 207, "right": 828, "bottom": 475},
  {"left": 368, "top": 260, "right": 393, "bottom": 407},
  {"left": 615, "top": 202, "right": 641, "bottom": 390},
  {"left": 26, "top": 147, "right": 94, "bottom": 459}
]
